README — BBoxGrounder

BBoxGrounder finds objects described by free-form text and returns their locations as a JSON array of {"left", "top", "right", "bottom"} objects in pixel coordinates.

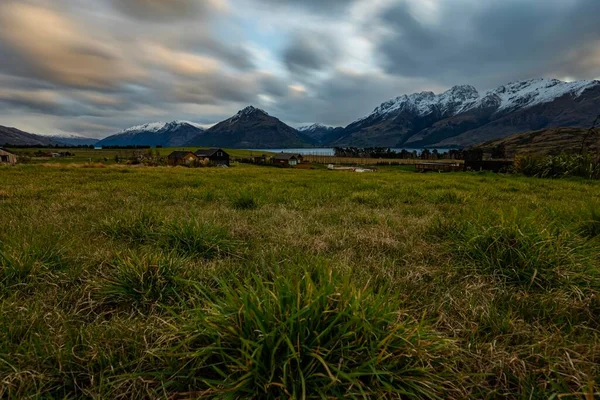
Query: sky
[{"left": 0, "top": 0, "right": 599, "bottom": 138}]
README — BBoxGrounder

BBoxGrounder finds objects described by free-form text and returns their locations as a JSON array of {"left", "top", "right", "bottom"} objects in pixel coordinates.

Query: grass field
[{"left": 1, "top": 163, "right": 599, "bottom": 398}]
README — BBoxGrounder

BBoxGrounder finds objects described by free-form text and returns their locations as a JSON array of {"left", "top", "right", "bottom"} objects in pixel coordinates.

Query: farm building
[
  {"left": 195, "top": 148, "right": 230, "bottom": 166},
  {"left": 0, "top": 148, "right": 17, "bottom": 165},
  {"left": 272, "top": 153, "right": 304, "bottom": 167},
  {"left": 167, "top": 151, "right": 198, "bottom": 166}
]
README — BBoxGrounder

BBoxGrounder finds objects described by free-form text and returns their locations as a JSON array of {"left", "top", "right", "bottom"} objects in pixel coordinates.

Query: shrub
[{"left": 164, "top": 268, "right": 458, "bottom": 398}]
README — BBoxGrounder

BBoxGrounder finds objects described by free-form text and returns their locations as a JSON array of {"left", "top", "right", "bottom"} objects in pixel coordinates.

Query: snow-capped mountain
[
  {"left": 186, "top": 106, "right": 314, "bottom": 148},
  {"left": 297, "top": 123, "right": 345, "bottom": 145},
  {"left": 97, "top": 121, "right": 204, "bottom": 147},
  {"left": 337, "top": 78, "right": 600, "bottom": 147}
]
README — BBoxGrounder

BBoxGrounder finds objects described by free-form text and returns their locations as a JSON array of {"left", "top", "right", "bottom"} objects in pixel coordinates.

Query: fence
[{"left": 303, "top": 154, "right": 464, "bottom": 166}]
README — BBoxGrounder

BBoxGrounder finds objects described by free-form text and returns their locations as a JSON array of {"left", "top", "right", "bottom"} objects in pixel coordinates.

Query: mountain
[
  {"left": 186, "top": 106, "right": 314, "bottom": 148},
  {"left": 0, "top": 125, "right": 62, "bottom": 146},
  {"left": 46, "top": 133, "right": 99, "bottom": 146},
  {"left": 335, "top": 79, "right": 600, "bottom": 148},
  {"left": 96, "top": 121, "right": 204, "bottom": 147},
  {"left": 473, "top": 127, "right": 600, "bottom": 158},
  {"left": 297, "top": 124, "right": 345, "bottom": 145}
]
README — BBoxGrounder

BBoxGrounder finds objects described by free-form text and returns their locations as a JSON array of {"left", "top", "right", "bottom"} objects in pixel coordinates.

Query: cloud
[
  {"left": 377, "top": 0, "right": 600, "bottom": 88},
  {"left": 0, "top": 2, "right": 143, "bottom": 89},
  {"left": 283, "top": 32, "right": 340, "bottom": 75},
  {"left": 110, "top": 0, "right": 228, "bottom": 21}
]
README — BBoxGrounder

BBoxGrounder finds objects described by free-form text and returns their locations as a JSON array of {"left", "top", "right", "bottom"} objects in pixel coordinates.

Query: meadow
[{"left": 0, "top": 162, "right": 599, "bottom": 398}]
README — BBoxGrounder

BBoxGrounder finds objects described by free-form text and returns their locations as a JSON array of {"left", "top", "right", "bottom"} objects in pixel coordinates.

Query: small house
[
  {"left": 167, "top": 151, "right": 198, "bottom": 166},
  {"left": 194, "top": 148, "right": 230, "bottom": 166},
  {"left": 272, "top": 153, "right": 304, "bottom": 167},
  {"left": 0, "top": 148, "right": 17, "bottom": 165}
]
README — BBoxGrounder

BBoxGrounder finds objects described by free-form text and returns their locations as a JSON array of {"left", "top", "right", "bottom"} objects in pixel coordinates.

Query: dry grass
[{"left": 0, "top": 163, "right": 599, "bottom": 398}]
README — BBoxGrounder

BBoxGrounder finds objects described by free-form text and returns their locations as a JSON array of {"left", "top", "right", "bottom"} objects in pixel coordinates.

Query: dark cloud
[
  {"left": 283, "top": 33, "right": 339, "bottom": 75},
  {"left": 254, "top": 0, "right": 355, "bottom": 13},
  {"left": 377, "top": 0, "right": 600, "bottom": 88},
  {"left": 110, "top": 0, "right": 216, "bottom": 21}
]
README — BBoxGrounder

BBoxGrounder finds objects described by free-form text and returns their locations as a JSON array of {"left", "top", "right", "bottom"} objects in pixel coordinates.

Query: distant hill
[
  {"left": 46, "top": 134, "right": 99, "bottom": 146},
  {"left": 186, "top": 106, "right": 314, "bottom": 148},
  {"left": 334, "top": 78, "right": 600, "bottom": 148},
  {"left": 297, "top": 124, "right": 345, "bottom": 145},
  {"left": 473, "top": 127, "right": 600, "bottom": 157},
  {"left": 0, "top": 125, "right": 62, "bottom": 146},
  {"left": 96, "top": 121, "right": 204, "bottom": 147}
]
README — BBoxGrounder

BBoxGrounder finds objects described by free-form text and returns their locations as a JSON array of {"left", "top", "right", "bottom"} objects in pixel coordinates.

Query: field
[{"left": 1, "top": 162, "right": 599, "bottom": 398}]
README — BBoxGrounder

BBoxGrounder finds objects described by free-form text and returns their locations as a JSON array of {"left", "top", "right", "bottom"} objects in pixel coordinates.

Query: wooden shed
[
  {"left": 167, "top": 151, "right": 198, "bottom": 166},
  {"left": 0, "top": 148, "right": 17, "bottom": 165}
]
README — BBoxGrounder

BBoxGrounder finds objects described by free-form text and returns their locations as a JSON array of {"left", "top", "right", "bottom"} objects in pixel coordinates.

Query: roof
[
  {"left": 272, "top": 152, "right": 303, "bottom": 160},
  {"left": 195, "top": 148, "right": 228, "bottom": 157},
  {"left": 0, "top": 148, "right": 15, "bottom": 156},
  {"left": 168, "top": 151, "right": 196, "bottom": 159}
]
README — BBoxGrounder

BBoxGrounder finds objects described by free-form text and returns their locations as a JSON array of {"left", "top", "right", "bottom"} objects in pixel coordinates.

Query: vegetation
[
  {"left": 1, "top": 163, "right": 599, "bottom": 398},
  {"left": 514, "top": 153, "right": 600, "bottom": 179}
]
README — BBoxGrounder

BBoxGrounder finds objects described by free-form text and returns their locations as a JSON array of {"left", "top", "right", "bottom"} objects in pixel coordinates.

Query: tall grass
[
  {"left": 163, "top": 268, "right": 459, "bottom": 398},
  {"left": 99, "top": 251, "right": 188, "bottom": 310},
  {"left": 514, "top": 153, "right": 600, "bottom": 179}
]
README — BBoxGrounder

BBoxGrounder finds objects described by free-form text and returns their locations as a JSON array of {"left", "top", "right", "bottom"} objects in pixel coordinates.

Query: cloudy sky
[{"left": 0, "top": 0, "right": 599, "bottom": 138}]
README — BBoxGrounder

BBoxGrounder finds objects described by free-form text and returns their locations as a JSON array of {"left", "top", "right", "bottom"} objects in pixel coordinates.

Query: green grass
[{"left": 0, "top": 163, "right": 599, "bottom": 398}]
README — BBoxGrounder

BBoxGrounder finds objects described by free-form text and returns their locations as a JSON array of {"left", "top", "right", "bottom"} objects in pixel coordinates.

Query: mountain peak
[{"left": 236, "top": 106, "right": 269, "bottom": 117}]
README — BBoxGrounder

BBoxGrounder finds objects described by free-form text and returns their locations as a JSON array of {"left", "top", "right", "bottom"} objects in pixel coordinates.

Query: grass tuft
[
  {"left": 231, "top": 192, "right": 258, "bottom": 210},
  {"left": 99, "top": 251, "right": 187, "bottom": 310},
  {"left": 162, "top": 220, "right": 241, "bottom": 259},
  {"left": 100, "top": 211, "right": 162, "bottom": 244},
  {"left": 165, "top": 267, "right": 458, "bottom": 398},
  {"left": 577, "top": 206, "right": 600, "bottom": 239}
]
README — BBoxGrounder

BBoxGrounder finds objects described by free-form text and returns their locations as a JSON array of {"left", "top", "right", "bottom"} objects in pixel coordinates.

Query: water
[{"left": 247, "top": 148, "right": 454, "bottom": 156}]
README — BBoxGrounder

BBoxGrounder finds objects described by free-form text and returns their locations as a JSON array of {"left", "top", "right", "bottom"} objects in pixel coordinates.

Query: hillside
[
  {"left": 97, "top": 121, "right": 204, "bottom": 147},
  {"left": 335, "top": 78, "right": 600, "bottom": 148},
  {"left": 186, "top": 106, "right": 314, "bottom": 148},
  {"left": 0, "top": 125, "right": 62, "bottom": 146},
  {"left": 473, "top": 127, "right": 600, "bottom": 157}
]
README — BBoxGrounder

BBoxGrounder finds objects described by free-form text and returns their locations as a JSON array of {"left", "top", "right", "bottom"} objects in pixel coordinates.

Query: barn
[
  {"left": 167, "top": 151, "right": 198, "bottom": 166},
  {"left": 0, "top": 148, "right": 17, "bottom": 165},
  {"left": 272, "top": 153, "right": 304, "bottom": 167},
  {"left": 194, "top": 148, "right": 230, "bottom": 166}
]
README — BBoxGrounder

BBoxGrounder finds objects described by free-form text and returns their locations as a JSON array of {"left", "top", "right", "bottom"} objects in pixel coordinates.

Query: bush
[{"left": 164, "top": 268, "right": 458, "bottom": 398}]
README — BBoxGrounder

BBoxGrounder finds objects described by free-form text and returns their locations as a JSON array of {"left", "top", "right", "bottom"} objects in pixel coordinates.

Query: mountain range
[
  {"left": 1, "top": 78, "right": 598, "bottom": 149},
  {"left": 95, "top": 121, "right": 204, "bottom": 147}
]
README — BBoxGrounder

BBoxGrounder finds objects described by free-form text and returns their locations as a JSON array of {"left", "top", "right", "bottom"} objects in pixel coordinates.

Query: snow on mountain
[
  {"left": 473, "top": 78, "right": 599, "bottom": 113},
  {"left": 297, "top": 123, "right": 334, "bottom": 133},
  {"left": 229, "top": 106, "right": 269, "bottom": 124},
  {"left": 355, "top": 79, "right": 599, "bottom": 125},
  {"left": 120, "top": 121, "right": 204, "bottom": 135},
  {"left": 357, "top": 85, "right": 480, "bottom": 123}
]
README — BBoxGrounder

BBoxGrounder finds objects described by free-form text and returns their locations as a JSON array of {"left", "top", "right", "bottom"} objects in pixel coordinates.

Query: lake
[{"left": 246, "top": 148, "right": 454, "bottom": 156}]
